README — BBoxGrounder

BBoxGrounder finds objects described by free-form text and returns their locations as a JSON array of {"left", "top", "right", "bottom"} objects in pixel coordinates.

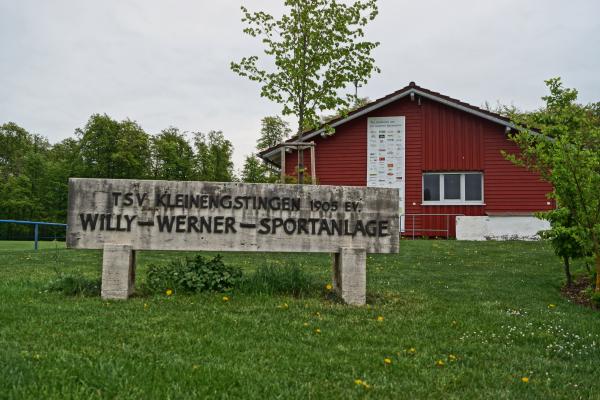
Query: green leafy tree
[
  {"left": 42, "top": 138, "right": 85, "bottom": 222},
  {"left": 76, "top": 115, "right": 119, "bottom": 178},
  {"left": 0, "top": 117, "right": 240, "bottom": 230},
  {"left": 77, "top": 114, "right": 151, "bottom": 179},
  {"left": 231, "top": 0, "right": 380, "bottom": 182},
  {"left": 0, "top": 122, "right": 48, "bottom": 179},
  {"left": 240, "top": 115, "right": 290, "bottom": 183},
  {"left": 0, "top": 175, "right": 37, "bottom": 220},
  {"left": 321, "top": 96, "right": 371, "bottom": 123},
  {"left": 241, "top": 154, "right": 275, "bottom": 183},
  {"left": 21, "top": 151, "right": 50, "bottom": 218},
  {"left": 114, "top": 120, "right": 152, "bottom": 178},
  {"left": 505, "top": 78, "right": 600, "bottom": 291},
  {"left": 537, "top": 208, "right": 589, "bottom": 286},
  {"left": 0, "top": 122, "right": 30, "bottom": 178},
  {"left": 0, "top": 122, "right": 58, "bottom": 231},
  {"left": 151, "top": 127, "right": 195, "bottom": 180},
  {"left": 194, "top": 131, "right": 235, "bottom": 182},
  {"left": 256, "top": 116, "right": 291, "bottom": 151}
]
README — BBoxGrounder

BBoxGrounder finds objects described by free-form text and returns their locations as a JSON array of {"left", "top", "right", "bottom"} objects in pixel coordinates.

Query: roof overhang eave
[{"left": 259, "top": 88, "right": 519, "bottom": 165}]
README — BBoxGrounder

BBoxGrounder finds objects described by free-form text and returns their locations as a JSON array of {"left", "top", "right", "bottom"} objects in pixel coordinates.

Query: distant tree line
[{"left": 0, "top": 114, "right": 235, "bottom": 231}]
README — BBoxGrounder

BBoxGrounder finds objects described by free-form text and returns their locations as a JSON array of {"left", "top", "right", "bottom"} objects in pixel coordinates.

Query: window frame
[{"left": 422, "top": 172, "right": 484, "bottom": 205}]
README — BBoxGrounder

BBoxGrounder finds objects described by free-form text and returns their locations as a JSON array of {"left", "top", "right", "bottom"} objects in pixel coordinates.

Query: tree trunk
[
  {"left": 297, "top": 115, "right": 305, "bottom": 185},
  {"left": 595, "top": 251, "right": 600, "bottom": 292},
  {"left": 297, "top": 26, "right": 307, "bottom": 186},
  {"left": 563, "top": 256, "right": 572, "bottom": 286},
  {"left": 584, "top": 260, "right": 591, "bottom": 273}
]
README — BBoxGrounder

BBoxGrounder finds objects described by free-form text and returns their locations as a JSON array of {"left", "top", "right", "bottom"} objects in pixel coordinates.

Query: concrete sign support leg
[
  {"left": 101, "top": 244, "right": 136, "bottom": 300},
  {"left": 332, "top": 247, "right": 366, "bottom": 305}
]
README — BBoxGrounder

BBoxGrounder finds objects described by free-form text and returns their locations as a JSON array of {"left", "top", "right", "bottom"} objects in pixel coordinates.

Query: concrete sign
[{"left": 67, "top": 178, "right": 400, "bottom": 304}]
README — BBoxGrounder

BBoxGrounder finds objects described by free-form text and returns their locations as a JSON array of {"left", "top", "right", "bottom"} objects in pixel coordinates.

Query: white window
[{"left": 422, "top": 172, "right": 483, "bottom": 205}]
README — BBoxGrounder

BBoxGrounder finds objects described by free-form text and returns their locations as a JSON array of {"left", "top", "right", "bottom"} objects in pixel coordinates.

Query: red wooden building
[{"left": 259, "top": 82, "right": 554, "bottom": 238}]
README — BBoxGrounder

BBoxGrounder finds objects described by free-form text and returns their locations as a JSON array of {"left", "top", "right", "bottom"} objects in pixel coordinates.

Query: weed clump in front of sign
[
  {"left": 145, "top": 254, "right": 242, "bottom": 294},
  {"left": 239, "top": 263, "right": 317, "bottom": 297},
  {"left": 45, "top": 274, "right": 101, "bottom": 297}
]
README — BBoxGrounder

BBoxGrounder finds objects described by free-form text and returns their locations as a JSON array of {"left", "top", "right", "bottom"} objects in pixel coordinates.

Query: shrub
[
  {"left": 283, "top": 170, "right": 318, "bottom": 185},
  {"left": 240, "top": 263, "right": 317, "bottom": 297},
  {"left": 537, "top": 208, "right": 589, "bottom": 286},
  {"left": 145, "top": 254, "right": 242, "bottom": 294},
  {"left": 591, "top": 291, "right": 600, "bottom": 308},
  {"left": 45, "top": 274, "right": 101, "bottom": 296}
]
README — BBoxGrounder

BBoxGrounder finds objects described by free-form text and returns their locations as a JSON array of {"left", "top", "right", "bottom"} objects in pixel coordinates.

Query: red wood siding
[
  {"left": 284, "top": 116, "right": 367, "bottom": 186},
  {"left": 484, "top": 123, "right": 554, "bottom": 213},
  {"left": 282, "top": 96, "right": 553, "bottom": 237},
  {"left": 422, "top": 100, "right": 484, "bottom": 170}
]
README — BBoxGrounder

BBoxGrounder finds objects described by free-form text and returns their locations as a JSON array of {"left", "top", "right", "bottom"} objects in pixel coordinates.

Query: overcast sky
[{"left": 1, "top": 0, "right": 598, "bottom": 169}]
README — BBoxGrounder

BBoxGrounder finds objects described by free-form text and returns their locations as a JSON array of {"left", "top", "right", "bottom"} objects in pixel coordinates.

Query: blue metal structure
[{"left": 0, "top": 219, "right": 68, "bottom": 250}]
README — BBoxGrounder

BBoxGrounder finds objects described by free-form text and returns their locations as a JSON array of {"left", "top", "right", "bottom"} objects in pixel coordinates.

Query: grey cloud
[{"left": 1, "top": 0, "right": 598, "bottom": 169}]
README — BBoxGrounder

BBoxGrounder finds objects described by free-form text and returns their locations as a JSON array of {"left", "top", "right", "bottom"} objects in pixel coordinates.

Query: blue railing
[{"left": 0, "top": 219, "right": 68, "bottom": 250}]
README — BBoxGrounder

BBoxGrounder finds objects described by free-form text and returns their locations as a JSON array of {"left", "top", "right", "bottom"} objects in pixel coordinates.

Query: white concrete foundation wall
[{"left": 456, "top": 216, "right": 550, "bottom": 241}]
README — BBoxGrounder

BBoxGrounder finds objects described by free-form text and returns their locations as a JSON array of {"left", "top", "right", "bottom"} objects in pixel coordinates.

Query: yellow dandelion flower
[
  {"left": 303, "top": 322, "right": 309, "bottom": 327},
  {"left": 435, "top": 359, "right": 445, "bottom": 367},
  {"left": 314, "top": 328, "right": 321, "bottom": 334},
  {"left": 165, "top": 289, "right": 173, "bottom": 296},
  {"left": 222, "top": 296, "right": 229, "bottom": 302},
  {"left": 548, "top": 304, "right": 556, "bottom": 309},
  {"left": 384, "top": 358, "right": 392, "bottom": 365},
  {"left": 448, "top": 354, "right": 457, "bottom": 362},
  {"left": 325, "top": 283, "right": 333, "bottom": 291},
  {"left": 354, "top": 379, "right": 370, "bottom": 389},
  {"left": 377, "top": 316, "right": 384, "bottom": 322},
  {"left": 408, "top": 347, "right": 416, "bottom": 354},
  {"left": 521, "top": 377, "right": 529, "bottom": 383}
]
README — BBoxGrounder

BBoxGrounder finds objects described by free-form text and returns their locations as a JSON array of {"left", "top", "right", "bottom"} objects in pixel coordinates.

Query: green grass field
[
  {"left": 1, "top": 240, "right": 598, "bottom": 399},
  {"left": 0, "top": 240, "right": 65, "bottom": 251}
]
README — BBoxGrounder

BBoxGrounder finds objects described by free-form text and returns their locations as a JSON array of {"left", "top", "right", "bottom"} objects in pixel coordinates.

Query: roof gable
[{"left": 259, "top": 82, "right": 515, "bottom": 164}]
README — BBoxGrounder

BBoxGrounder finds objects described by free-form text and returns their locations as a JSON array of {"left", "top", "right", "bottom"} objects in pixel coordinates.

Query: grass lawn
[
  {"left": 0, "top": 240, "right": 598, "bottom": 399},
  {"left": 0, "top": 240, "right": 65, "bottom": 251}
]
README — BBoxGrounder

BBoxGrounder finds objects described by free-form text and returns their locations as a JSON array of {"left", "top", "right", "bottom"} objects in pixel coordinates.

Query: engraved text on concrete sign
[
  {"left": 67, "top": 178, "right": 400, "bottom": 253},
  {"left": 67, "top": 178, "right": 400, "bottom": 304}
]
